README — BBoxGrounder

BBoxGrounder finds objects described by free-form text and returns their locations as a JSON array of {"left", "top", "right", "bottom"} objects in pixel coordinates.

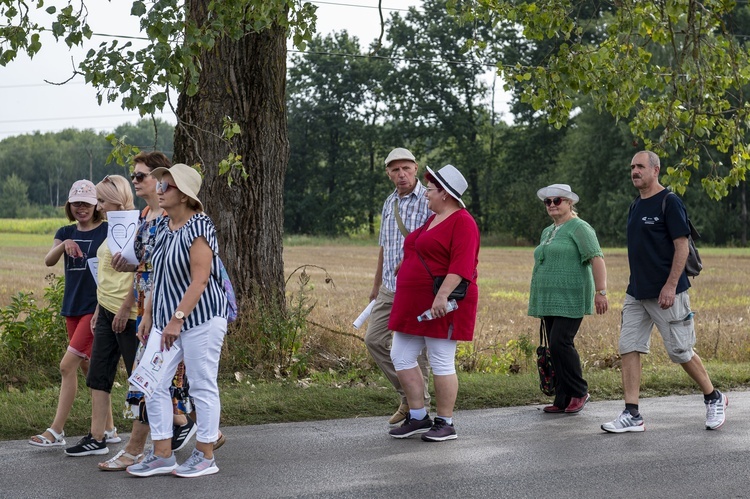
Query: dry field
[
  {"left": 4, "top": 233, "right": 750, "bottom": 368},
  {"left": 284, "top": 245, "right": 750, "bottom": 368}
]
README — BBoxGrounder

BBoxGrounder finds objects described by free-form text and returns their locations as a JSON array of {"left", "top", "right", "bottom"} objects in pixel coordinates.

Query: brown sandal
[
  {"left": 213, "top": 433, "right": 226, "bottom": 451},
  {"left": 98, "top": 449, "right": 143, "bottom": 471}
]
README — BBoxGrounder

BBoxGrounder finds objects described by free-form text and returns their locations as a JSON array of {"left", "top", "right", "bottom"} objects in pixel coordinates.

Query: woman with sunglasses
[
  {"left": 64, "top": 175, "right": 139, "bottom": 456},
  {"left": 529, "top": 184, "right": 608, "bottom": 414},
  {"left": 29, "top": 180, "right": 113, "bottom": 449},
  {"left": 127, "top": 163, "right": 228, "bottom": 478}
]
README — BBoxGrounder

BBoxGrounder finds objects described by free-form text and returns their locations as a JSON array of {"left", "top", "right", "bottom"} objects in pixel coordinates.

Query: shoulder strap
[
  {"left": 413, "top": 225, "right": 434, "bottom": 278},
  {"left": 393, "top": 199, "right": 409, "bottom": 238},
  {"left": 662, "top": 191, "right": 701, "bottom": 240}
]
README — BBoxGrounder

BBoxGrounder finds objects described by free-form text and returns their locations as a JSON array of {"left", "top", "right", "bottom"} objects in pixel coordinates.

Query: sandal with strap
[
  {"left": 98, "top": 449, "right": 143, "bottom": 471},
  {"left": 29, "top": 427, "right": 66, "bottom": 448},
  {"left": 213, "top": 433, "right": 226, "bottom": 451}
]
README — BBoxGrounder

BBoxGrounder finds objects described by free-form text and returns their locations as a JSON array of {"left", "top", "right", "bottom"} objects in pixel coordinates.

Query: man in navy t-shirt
[{"left": 601, "top": 150, "right": 727, "bottom": 434}]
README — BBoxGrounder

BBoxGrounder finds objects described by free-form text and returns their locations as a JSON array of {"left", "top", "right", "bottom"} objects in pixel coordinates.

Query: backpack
[
  {"left": 218, "top": 258, "right": 239, "bottom": 322},
  {"left": 629, "top": 191, "right": 703, "bottom": 277}
]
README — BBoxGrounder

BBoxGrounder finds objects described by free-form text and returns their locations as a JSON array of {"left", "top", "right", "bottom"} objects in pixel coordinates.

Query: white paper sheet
[
  {"left": 128, "top": 328, "right": 181, "bottom": 398},
  {"left": 353, "top": 300, "right": 376, "bottom": 329},
  {"left": 87, "top": 257, "right": 99, "bottom": 285},
  {"left": 106, "top": 209, "right": 140, "bottom": 264}
]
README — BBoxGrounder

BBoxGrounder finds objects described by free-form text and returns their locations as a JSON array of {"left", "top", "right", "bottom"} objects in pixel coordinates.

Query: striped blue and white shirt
[
  {"left": 379, "top": 183, "right": 431, "bottom": 292},
  {"left": 151, "top": 213, "right": 228, "bottom": 331}
]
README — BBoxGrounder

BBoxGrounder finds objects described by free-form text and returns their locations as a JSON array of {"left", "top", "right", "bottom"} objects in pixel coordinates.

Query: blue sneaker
[
  {"left": 173, "top": 449, "right": 219, "bottom": 478},
  {"left": 126, "top": 451, "right": 177, "bottom": 477}
]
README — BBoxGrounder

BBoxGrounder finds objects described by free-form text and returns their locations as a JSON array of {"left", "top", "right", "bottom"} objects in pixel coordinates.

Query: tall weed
[{"left": 0, "top": 274, "right": 66, "bottom": 386}]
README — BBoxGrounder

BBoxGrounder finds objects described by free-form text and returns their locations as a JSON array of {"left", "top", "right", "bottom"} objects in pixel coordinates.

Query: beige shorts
[{"left": 619, "top": 291, "right": 695, "bottom": 363}]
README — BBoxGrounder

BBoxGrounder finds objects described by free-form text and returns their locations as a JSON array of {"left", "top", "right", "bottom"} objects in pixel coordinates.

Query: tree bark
[{"left": 173, "top": 0, "right": 288, "bottom": 307}]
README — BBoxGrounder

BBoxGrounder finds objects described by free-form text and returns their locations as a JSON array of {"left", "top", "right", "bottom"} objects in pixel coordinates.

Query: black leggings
[{"left": 544, "top": 316, "right": 587, "bottom": 407}]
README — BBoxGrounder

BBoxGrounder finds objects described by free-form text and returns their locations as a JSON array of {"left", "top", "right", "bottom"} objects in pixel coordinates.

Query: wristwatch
[
  {"left": 596, "top": 290, "right": 607, "bottom": 296},
  {"left": 174, "top": 311, "right": 186, "bottom": 321}
]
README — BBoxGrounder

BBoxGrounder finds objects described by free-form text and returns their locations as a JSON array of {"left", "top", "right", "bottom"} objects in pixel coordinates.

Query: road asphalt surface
[{"left": 3, "top": 390, "right": 749, "bottom": 498}]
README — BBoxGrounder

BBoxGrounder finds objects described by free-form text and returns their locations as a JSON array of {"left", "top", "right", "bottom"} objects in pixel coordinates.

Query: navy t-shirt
[
  {"left": 626, "top": 190, "right": 691, "bottom": 300},
  {"left": 54, "top": 222, "right": 108, "bottom": 317}
]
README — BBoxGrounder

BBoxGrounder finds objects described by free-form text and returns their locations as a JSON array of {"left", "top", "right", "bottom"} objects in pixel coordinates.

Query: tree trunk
[{"left": 173, "top": 0, "right": 288, "bottom": 307}]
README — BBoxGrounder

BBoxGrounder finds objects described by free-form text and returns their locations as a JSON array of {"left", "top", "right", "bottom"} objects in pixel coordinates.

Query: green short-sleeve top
[{"left": 528, "top": 217, "right": 604, "bottom": 318}]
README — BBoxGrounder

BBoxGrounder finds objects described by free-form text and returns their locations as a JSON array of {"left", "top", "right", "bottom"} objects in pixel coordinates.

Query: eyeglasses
[
  {"left": 425, "top": 187, "right": 440, "bottom": 193},
  {"left": 156, "top": 180, "right": 178, "bottom": 194},
  {"left": 544, "top": 197, "right": 563, "bottom": 206},
  {"left": 70, "top": 202, "right": 93, "bottom": 208},
  {"left": 130, "top": 172, "right": 149, "bottom": 182}
]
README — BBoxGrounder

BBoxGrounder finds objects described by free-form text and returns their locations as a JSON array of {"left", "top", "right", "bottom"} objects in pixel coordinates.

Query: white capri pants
[
  {"left": 145, "top": 316, "right": 227, "bottom": 444},
  {"left": 391, "top": 331, "right": 457, "bottom": 376}
]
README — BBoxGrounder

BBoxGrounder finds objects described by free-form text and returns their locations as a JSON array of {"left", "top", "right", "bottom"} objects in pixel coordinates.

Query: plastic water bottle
[{"left": 417, "top": 299, "right": 459, "bottom": 322}]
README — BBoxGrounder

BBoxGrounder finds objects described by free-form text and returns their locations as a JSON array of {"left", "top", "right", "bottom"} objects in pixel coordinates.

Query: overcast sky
[{"left": 0, "top": 1, "right": 507, "bottom": 140}]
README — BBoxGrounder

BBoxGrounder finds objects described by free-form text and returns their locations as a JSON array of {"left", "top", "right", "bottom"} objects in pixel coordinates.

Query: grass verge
[{"left": 3, "top": 361, "right": 750, "bottom": 441}]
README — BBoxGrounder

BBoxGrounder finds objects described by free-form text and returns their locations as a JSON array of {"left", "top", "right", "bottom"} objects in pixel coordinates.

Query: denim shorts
[{"left": 619, "top": 292, "right": 695, "bottom": 363}]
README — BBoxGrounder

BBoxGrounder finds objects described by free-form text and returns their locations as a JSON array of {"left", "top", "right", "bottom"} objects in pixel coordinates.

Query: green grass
[{"left": 4, "top": 361, "right": 750, "bottom": 441}]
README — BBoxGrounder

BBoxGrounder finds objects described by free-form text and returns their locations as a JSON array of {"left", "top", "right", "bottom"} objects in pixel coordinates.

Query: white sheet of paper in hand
[
  {"left": 87, "top": 257, "right": 99, "bottom": 285},
  {"left": 128, "top": 327, "right": 181, "bottom": 398},
  {"left": 353, "top": 300, "right": 376, "bottom": 329},
  {"left": 106, "top": 209, "right": 141, "bottom": 265}
]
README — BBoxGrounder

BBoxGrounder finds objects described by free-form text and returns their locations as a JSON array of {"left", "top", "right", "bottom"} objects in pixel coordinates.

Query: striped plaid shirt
[
  {"left": 379, "top": 183, "right": 431, "bottom": 292},
  {"left": 151, "top": 213, "right": 228, "bottom": 331}
]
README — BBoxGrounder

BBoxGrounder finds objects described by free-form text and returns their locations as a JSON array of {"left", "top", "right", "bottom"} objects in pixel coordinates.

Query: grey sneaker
[
  {"left": 173, "top": 449, "right": 219, "bottom": 478},
  {"left": 421, "top": 417, "right": 457, "bottom": 442},
  {"left": 126, "top": 451, "right": 177, "bottom": 477},
  {"left": 705, "top": 391, "right": 728, "bottom": 430},
  {"left": 388, "top": 414, "right": 432, "bottom": 439},
  {"left": 601, "top": 410, "right": 645, "bottom": 433}
]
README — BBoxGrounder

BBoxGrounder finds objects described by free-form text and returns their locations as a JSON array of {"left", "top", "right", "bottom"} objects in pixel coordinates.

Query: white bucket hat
[
  {"left": 384, "top": 147, "right": 416, "bottom": 167},
  {"left": 426, "top": 164, "right": 468, "bottom": 208},
  {"left": 537, "top": 184, "right": 579, "bottom": 205},
  {"left": 151, "top": 163, "right": 204, "bottom": 212}
]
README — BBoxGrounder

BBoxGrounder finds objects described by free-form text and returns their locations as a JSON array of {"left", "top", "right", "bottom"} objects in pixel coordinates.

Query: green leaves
[{"left": 461, "top": 0, "right": 750, "bottom": 199}]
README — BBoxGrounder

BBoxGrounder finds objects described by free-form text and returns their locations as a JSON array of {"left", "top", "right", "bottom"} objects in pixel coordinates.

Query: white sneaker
[
  {"left": 104, "top": 427, "right": 121, "bottom": 444},
  {"left": 601, "top": 410, "right": 645, "bottom": 433},
  {"left": 705, "top": 391, "right": 728, "bottom": 430}
]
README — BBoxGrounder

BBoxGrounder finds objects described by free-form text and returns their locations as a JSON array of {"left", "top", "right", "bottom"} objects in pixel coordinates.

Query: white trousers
[
  {"left": 145, "top": 316, "right": 227, "bottom": 443},
  {"left": 391, "top": 332, "right": 457, "bottom": 376}
]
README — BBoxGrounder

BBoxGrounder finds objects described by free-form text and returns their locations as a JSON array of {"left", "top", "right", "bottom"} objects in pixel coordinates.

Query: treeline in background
[{"left": 0, "top": 0, "right": 747, "bottom": 246}]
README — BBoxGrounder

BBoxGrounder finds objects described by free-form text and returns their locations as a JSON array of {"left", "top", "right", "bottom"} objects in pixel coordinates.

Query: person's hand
[
  {"left": 137, "top": 318, "right": 151, "bottom": 345},
  {"left": 658, "top": 284, "right": 677, "bottom": 309},
  {"left": 111, "top": 252, "right": 136, "bottom": 272},
  {"left": 112, "top": 306, "right": 131, "bottom": 333},
  {"left": 161, "top": 320, "right": 182, "bottom": 351},
  {"left": 63, "top": 240, "right": 83, "bottom": 258},
  {"left": 429, "top": 295, "right": 450, "bottom": 319},
  {"left": 90, "top": 310, "right": 98, "bottom": 332},
  {"left": 594, "top": 294, "right": 608, "bottom": 314}
]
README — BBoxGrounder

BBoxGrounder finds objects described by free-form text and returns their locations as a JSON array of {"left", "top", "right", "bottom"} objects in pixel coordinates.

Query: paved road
[{"left": 4, "top": 391, "right": 749, "bottom": 498}]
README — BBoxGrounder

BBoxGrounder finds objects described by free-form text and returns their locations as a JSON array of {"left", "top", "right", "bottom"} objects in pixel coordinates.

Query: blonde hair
[{"left": 96, "top": 175, "right": 135, "bottom": 210}]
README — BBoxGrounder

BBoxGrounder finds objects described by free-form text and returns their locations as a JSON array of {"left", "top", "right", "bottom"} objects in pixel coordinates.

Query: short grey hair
[{"left": 638, "top": 150, "right": 660, "bottom": 169}]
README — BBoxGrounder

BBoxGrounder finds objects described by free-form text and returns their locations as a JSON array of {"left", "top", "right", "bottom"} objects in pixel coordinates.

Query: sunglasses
[
  {"left": 130, "top": 172, "right": 150, "bottom": 182},
  {"left": 544, "top": 197, "right": 564, "bottom": 206},
  {"left": 70, "top": 201, "right": 94, "bottom": 208},
  {"left": 156, "top": 180, "right": 178, "bottom": 194}
]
